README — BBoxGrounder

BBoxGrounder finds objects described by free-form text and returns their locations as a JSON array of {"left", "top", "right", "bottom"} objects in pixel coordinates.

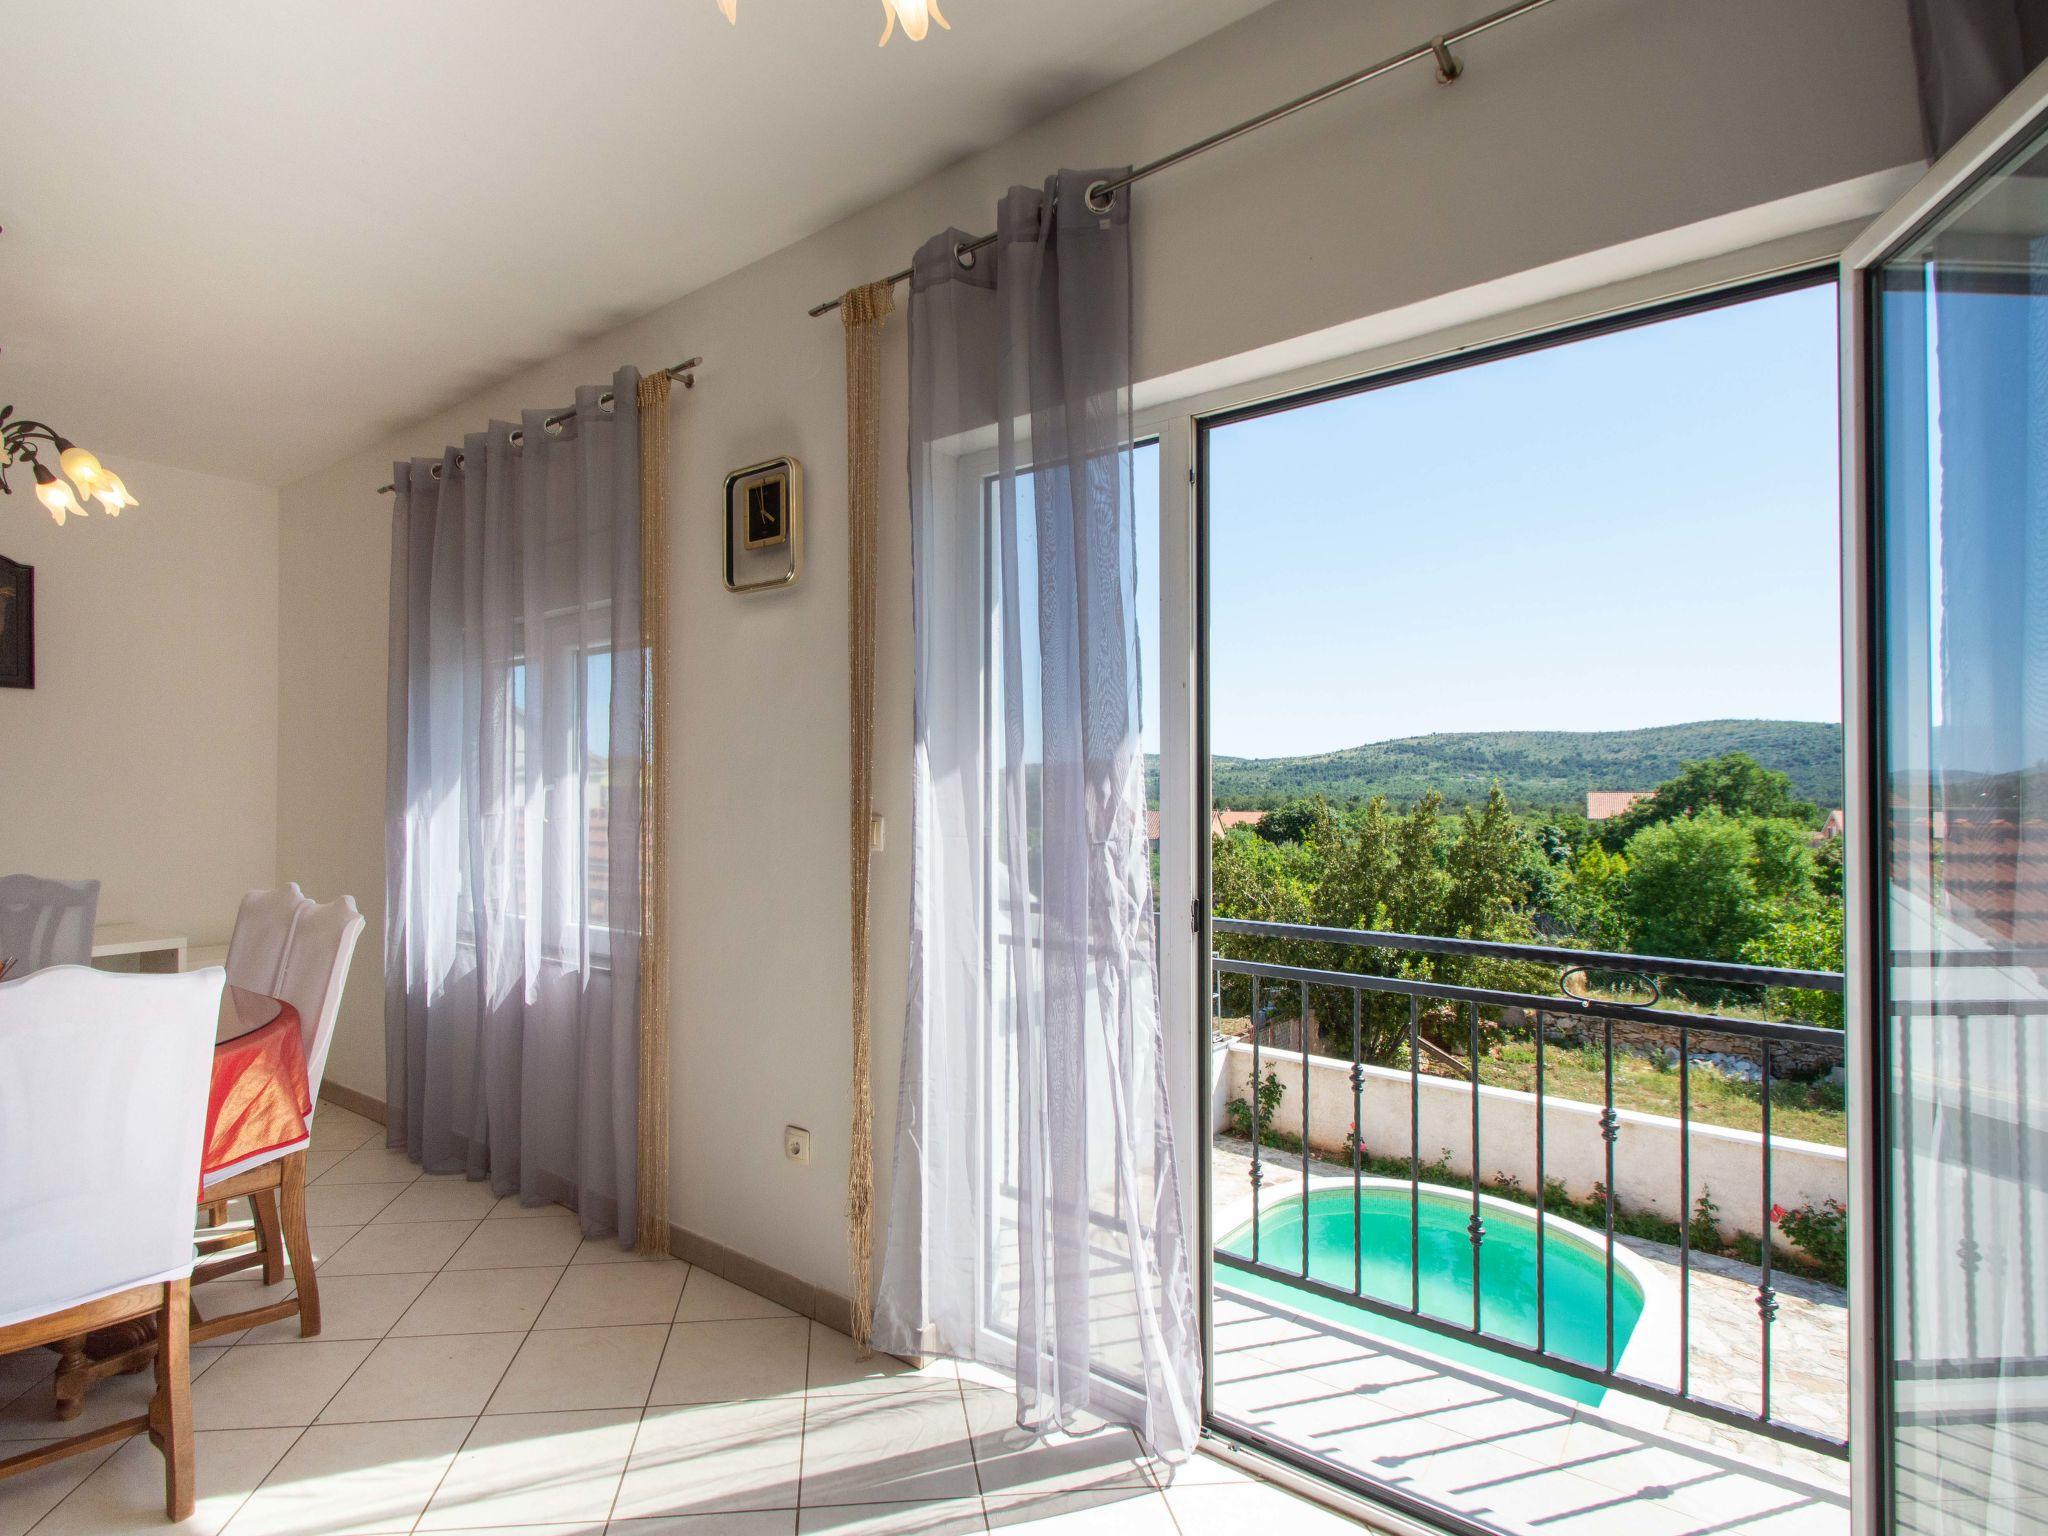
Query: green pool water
[{"left": 1218, "top": 1186, "right": 1646, "bottom": 1406}]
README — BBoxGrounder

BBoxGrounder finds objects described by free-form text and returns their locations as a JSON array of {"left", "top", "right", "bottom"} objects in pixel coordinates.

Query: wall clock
[{"left": 724, "top": 457, "right": 803, "bottom": 593}]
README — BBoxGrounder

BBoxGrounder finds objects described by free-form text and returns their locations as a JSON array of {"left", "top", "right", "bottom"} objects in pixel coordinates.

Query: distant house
[
  {"left": 1820, "top": 808, "right": 1845, "bottom": 839},
  {"left": 1146, "top": 807, "right": 1267, "bottom": 843},
  {"left": 1586, "top": 790, "right": 1648, "bottom": 822}
]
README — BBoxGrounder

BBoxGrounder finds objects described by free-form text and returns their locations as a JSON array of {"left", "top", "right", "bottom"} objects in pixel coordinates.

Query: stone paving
[{"left": 1210, "top": 1138, "right": 1852, "bottom": 1535}]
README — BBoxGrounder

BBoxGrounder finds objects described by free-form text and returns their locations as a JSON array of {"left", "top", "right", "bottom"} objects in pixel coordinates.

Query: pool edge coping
[{"left": 1211, "top": 1173, "right": 1680, "bottom": 1418}]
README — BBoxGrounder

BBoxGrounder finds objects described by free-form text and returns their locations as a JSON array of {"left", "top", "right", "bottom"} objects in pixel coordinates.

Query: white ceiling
[{"left": 0, "top": 0, "right": 1274, "bottom": 485}]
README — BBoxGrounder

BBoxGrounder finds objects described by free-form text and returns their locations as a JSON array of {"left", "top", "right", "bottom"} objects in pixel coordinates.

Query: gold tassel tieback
[{"left": 841, "top": 278, "right": 894, "bottom": 1355}]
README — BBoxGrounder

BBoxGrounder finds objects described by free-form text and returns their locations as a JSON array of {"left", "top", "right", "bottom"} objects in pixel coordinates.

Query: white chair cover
[
  {"left": 0, "top": 965, "right": 222, "bottom": 1329},
  {"left": 205, "top": 885, "right": 364, "bottom": 1187},
  {"left": 273, "top": 892, "right": 365, "bottom": 1112},
  {"left": 225, "top": 884, "right": 309, "bottom": 997},
  {"left": 0, "top": 875, "right": 100, "bottom": 978}
]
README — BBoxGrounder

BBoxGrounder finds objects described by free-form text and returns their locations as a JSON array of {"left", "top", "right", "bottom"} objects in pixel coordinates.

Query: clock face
[{"left": 744, "top": 475, "right": 787, "bottom": 549}]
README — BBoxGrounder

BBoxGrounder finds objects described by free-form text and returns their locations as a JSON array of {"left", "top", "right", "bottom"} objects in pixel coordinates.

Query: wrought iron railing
[{"left": 1210, "top": 916, "right": 1848, "bottom": 1458}]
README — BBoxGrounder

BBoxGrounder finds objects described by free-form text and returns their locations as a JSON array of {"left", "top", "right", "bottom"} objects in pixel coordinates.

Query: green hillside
[{"left": 1154, "top": 720, "right": 1843, "bottom": 812}]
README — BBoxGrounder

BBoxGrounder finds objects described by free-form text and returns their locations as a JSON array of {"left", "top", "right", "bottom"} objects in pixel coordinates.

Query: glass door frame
[
  {"left": 1839, "top": 56, "right": 2048, "bottom": 1536},
  {"left": 1093, "top": 178, "right": 1897, "bottom": 1527},
  {"left": 1182, "top": 267, "right": 1843, "bottom": 1535}
]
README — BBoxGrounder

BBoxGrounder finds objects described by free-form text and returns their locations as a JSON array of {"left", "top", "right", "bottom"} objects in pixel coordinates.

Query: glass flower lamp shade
[
  {"left": 93, "top": 471, "right": 136, "bottom": 515},
  {"left": 879, "top": 0, "right": 948, "bottom": 44},
  {"left": 31, "top": 463, "right": 85, "bottom": 526},
  {"left": 55, "top": 438, "right": 104, "bottom": 496},
  {"left": 710, "top": 1, "right": 949, "bottom": 43}
]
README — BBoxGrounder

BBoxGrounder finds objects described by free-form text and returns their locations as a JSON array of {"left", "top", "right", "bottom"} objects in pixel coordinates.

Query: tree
[
  {"left": 1254, "top": 798, "right": 1325, "bottom": 846},
  {"left": 1747, "top": 817, "right": 1818, "bottom": 902},
  {"left": 1812, "top": 834, "right": 1844, "bottom": 900},
  {"left": 1385, "top": 792, "right": 1451, "bottom": 937},
  {"left": 1443, "top": 787, "right": 1529, "bottom": 942},
  {"left": 1312, "top": 796, "right": 1397, "bottom": 932},
  {"left": 1552, "top": 843, "right": 1631, "bottom": 948},
  {"left": 1742, "top": 899, "right": 1846, "bottom": 1027},
  {"left": 1620, "top": 810, "right": 1764, "bottom": 961},
  {"left": 1210, "top": 787, "right": 1542, "bottom": 1062},
  {"left": 1599, "top": 752, "right": 1819, "bottom": 850},
  {"left": 1210, "top": 825, "right": 1319, "bottom": 930}
]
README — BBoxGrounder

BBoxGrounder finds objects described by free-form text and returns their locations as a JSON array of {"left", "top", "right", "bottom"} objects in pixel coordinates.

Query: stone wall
[{"left": 1517, "top": 1008, "right": 1844, "bottom": 1080}]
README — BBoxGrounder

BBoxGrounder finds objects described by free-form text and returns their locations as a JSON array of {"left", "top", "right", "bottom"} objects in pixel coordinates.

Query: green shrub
[{"left": 1774, "top": 1197, "right": 1848, "bottom": 1285}]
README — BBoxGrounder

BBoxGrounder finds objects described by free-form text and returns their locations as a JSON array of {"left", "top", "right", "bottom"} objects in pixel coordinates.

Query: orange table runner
[{"left": 203, "top": 995, "right": 310, "bottom": 1184}]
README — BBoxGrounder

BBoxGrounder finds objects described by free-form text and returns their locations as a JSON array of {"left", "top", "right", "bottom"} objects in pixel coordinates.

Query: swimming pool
[{"left": 1217, "top": 1181, "right": 1652, "bottom": 1406}]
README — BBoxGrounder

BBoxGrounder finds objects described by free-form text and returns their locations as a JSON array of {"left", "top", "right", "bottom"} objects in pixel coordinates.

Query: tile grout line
[
  {"left": 397, "top": 1196, "right": 582, "bottom": 1533},
  {"left": 21, "top": 1132, "right": 382, "bottom": 1536},
  {"left": 598, "top": 1255, "right": 705, "bottom": 1530},
  {"left": 795, "top": 1314, "right": 817, "bottom": 1523},
  {"left": 202, "top": 1147, "right": 479, "bottom": 1536}
]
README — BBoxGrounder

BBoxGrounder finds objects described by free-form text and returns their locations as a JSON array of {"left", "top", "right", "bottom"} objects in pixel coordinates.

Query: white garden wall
[{"left": 1222, "top": 1041, "right": 1846, "bottom": 1243}]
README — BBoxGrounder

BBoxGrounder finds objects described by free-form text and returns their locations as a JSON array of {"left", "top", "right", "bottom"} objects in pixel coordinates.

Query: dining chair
[
  {"left": 0, "top": 964, "right": 222, "bottom": 1520},
  {"left": 0, "top": 874, "right": 100, "bottom": 979},
  {"left": 191, "top": 885, "right": 365, "bottom": 1339},
  {"left": 55, "top": 885, "right": 367, "bottom": 1415}
]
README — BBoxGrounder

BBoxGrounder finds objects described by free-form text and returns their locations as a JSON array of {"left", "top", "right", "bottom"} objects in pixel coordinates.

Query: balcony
[{"left": 1206, "top": 919, "right": 1850, "bottom": 1536}]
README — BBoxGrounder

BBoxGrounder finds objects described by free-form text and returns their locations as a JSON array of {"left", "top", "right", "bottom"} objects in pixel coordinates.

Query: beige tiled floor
[
  {"left": 1209, "top": 1288, "right": 1852, "bottom": 1536},
  {"left": 0, "top": 1105, "right": 1368, "bottom": 1536}
]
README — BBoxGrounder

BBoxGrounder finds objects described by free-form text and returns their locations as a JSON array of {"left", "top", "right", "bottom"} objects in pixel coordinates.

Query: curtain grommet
[
  {"left": 953, "top": 241, "right": 976, "bottom": 270},
  {"left": 1084, "top": 180, "right": 1116, "bottom": 214}
]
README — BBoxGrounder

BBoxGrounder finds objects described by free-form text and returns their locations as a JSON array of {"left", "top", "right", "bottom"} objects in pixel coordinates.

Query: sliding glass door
[{"left": 1852, "top": 74, "right": 2048, "bottom": 1536}]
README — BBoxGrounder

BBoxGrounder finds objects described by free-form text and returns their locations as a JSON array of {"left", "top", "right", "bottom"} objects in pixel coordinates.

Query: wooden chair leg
[
  {"left": 250, "top": 1190, "right": 285, "bottom": 1286},
  {"left": 278, "top": 1152, "right": 320, "bottom": 1337},
  {"left": 50, "top": 1334, "right": 88, "bottom": 1421},
  {"left": 150, "top": 1278, "right": 194, "bottom": 1521}
]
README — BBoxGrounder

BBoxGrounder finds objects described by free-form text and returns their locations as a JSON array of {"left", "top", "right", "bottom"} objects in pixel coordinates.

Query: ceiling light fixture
[
  {"left": 714, "top": 0, "right": 950, "bottom": 45},
  {"left": 877, "top": 0, "right": 948, "bottom": 44},
  {"left": 2, "top": 407, "right": 137, "bottom": 526}
]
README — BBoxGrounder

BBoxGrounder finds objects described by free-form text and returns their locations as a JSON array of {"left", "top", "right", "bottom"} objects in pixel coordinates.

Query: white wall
[
  {"left": 277, "top": 0, "right": 1921, "bottom": 1302},
  {"left": 0, "top": 454, "right": 279, "bottom": 946}
]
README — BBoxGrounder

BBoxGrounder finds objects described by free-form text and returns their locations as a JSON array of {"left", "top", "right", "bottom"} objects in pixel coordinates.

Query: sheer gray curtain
[
  {"left": 873, "top": 172, "right": 1201, "bottom": 1460},
  {"left": 384, "top": 366, "right": 644, "bottom": 1242}
]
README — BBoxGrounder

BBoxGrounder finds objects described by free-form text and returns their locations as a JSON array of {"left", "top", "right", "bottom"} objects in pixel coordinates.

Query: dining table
[{"left": 205, "top": 984, "right": 312, "bottom": 1186}]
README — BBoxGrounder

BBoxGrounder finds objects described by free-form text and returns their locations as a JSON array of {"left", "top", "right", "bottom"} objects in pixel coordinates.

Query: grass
[{"left": 1479, "top": 1039, "right": 1846, "bottom": 1147}]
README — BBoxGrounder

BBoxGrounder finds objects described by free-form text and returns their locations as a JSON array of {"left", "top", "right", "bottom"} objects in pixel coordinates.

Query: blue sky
[{"left": 1164, "top": 282, "right": 1843, "bottom": 760}]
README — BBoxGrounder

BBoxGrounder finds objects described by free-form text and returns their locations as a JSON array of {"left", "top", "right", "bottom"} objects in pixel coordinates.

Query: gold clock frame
[{"left": 723, "top": 456, "right": 803, "bottom": 593}]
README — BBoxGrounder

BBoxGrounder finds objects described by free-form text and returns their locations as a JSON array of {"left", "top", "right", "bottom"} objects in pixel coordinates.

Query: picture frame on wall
[{"left": 0, "top": 555, "right": 33, "bottom": 690}]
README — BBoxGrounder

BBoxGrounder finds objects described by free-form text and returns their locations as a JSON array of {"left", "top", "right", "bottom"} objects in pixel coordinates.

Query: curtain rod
[
  {"left": 806, "top": 0, "right": 1558, "bottom": 318},
  {"left": 376, "top": 357, "right": 700, "bottom": 494}
]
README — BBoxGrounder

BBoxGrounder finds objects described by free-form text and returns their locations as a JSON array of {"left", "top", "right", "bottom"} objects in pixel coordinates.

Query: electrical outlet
[{"left": 784, "top": 1125, "right": 811, "bottom": 1165}]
